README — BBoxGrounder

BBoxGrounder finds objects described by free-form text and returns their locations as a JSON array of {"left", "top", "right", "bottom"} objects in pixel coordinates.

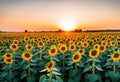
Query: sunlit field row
[{"left": 0, "top": 32, "right": 120, "bottom": 82}]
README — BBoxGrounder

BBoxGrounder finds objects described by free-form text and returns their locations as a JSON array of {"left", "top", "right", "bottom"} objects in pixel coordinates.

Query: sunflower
[
  {"left": 89, "top": 49, "right": 100, "bottom": 59},
  {"left": 77, "top": 41, "right": 82, "bottom": 47},
  {"left": 48, "top": 45, "right": 58, "bottom": 56},
  {"left": 4, "top": 58, "right": 13, "bottom": 64},
  {"left": 78, "top": 49, "right": 85, "bottom": 55},
  {"left": 94, "top": 44, "right": 100, "bottom": 50},
  {"left": 37, "top": 41, "right": 44, "bottom": 48},
  {"left": 46, "top": 40, "right": 50, "bottom": 45},
  {"left": 59, "top": 44, "right": 67, "bottom": 54},
  {"left": 72, "top": 52, "right": 82, "bottom": 63},
  {"left": 24, "top": 37, "right": 30, "bottom": 42},
  {"left": 69, "top": 44, "right": 76, "bottom": 52},
  {"left": 99, "top": 45, "right": 106, "bottom": 53},
  {"left": 82, "top": 42, "right": 89, "bottom": 48},
  {"left": 46, "top": 60, "right": 55, "bottom": 72},
  {"left": 10, "top": 44, "right": 19, "bottom": 51},
  {"left": 13, "top": 40, "right": 19, "bottom": 44},
  {"left": 116, "top": 41, "right": 120, "bottom": 46},
  {"left": 57, "top": 43, "right": 63, "bottom": 48},
  {"left": 25, "top": 44, "right": 33, "bottom": 51},
  {"left": 22, "top": 52, "right": 32, "bottom": 61},
  {"left": 111, "top": 52, "right": 120, "bottom": 62},
  {"left": 101, "top": 41, "right": 107, "bottom": 46},
  {"left": 4, "top": 53, "right": 12, "bottom": 59},
  {"left": 110, "top": 41, "right": 115, "bottom": 46}
]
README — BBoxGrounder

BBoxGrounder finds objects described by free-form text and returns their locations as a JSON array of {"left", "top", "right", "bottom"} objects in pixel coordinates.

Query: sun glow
[{"left": 58, "top": 19, "right": 76, "bottom": 31}]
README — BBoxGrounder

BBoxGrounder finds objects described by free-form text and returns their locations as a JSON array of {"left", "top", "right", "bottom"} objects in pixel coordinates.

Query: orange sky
[{"left": 0, "top": 0, "right": 120, "bottom": 31}]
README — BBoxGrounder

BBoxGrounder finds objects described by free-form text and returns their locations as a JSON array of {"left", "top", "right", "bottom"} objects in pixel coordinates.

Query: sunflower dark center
[
  {"left": 25, "top": 53, "right": 30, "bottom": 58},
  {"left": 6, "top": 54, "right": 11, "bottom": 57},
  {"left": 118, "top": 42, "right": 120, "bottom": 45},
  {"left": 84, "top": 43, "right": 87, "bottom": 46},
  {"left": 61, "top": 47, "right": 65, "bottom": 51},
  {"left": 112, "top": 42, "right": 114, "bottom": 44},
  {"left": 39, "top": 42, "right": 43, "bottom": 45},
  {"left": 28, "top": 46, "right": 31, "bottom": 49},
  {"left": 100, "top": 46, "right": 104, "bottom": 50},
  {"left": 114, "top": 53, "right": 119, "bottom": 58},
  {"left": 12, "top": 45, "right": 16, "bottom": 48},
  {"left": 7, "top": 59, "right": 11, "bottom": 62},
  {"left": 71, "top": 46, "right": 74, "bottom": 49},
  {"left": 95, "top": 46, "right": 98, "bottom": 48},
  {"left": 51, "top": 49, "right": 55, "bottom": 53},
  {"left": 48, "top": 63, "right": 53, "bottom": 68},
  {"left": 74, "top": 54, "right": 79, "bottom": 60},
  {"left": 79, "top": 50, "right": 83, "bottom": 53},
  {"left": 91, "top": 50, "right": 97, "bottom": 56},
  {"left": 25, "top": 38, "right": 28, "bottom": 40},
  {"left": 14, "top": 41, "right": 17, "bottom": 44},
  {"left": 78, "top": 43, "right": 81, "bottom": 45}
]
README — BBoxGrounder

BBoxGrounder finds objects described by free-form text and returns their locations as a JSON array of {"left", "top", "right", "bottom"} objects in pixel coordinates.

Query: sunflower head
[
  {"left": 22, "top": 52, "right": 32, "bottom": 61},
  {"left": 110, "top": 41, "right": 115, "bottom": 46},
  {"left": 69, "top": 44, "right": 76, "bottom": 52},
  {"left": 24, "top": 37, "right": 30, "bottom": 41},
  {"left": 82, "top": 42, "right": 89, "bottom": 48},
  {"left": 38, "top": 41, "right": 44, "bottom": 48},
  {"left": 46, "top": 60, "right": 55, "bottom": 72},
  {"left": 72, "top": 52, "right": 82, "bottom": 63},
  {"left": 13, "top": 40, "right": 19, "bottom": 44},
  {"left": 78, "top": 49, "right": 85, "bottom": 55},
  {"left": 111, "top": 52, "right": 120, "bottom": 62},
  {"left": 89, "top": 49, "right": 99, "bottom": 59},
  {"left": 4, "top": 53, "right": 12, "bottom": 59},
  {"left": 48, "top": 45, "right": 58, "bottom": 56},
  {"left": 99, "top": 45, "right": 106, "bottom": 53},
  {"left": 4, "top": 58, "right": 13, "bottom": 64},
  {"left": 59, "top": 44, "right": 67, "bottom": 54},
  {"left": 10, "top": 44, "right": 19, "bottom": 51},
  {"left": 94, "top": 44, "right": 100, "bottom": 50},
  {"left": 117, "top": 41, "right": 120, "bottom": 46},
  {"left": 25, "top": 44, "right": 33, "bottom": 51},
  {"left": 77, "top": 41, "right": 82, "bottom": 47}
]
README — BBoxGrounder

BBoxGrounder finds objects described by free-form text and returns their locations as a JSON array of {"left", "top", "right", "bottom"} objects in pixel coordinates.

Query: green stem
[
  {"left": 63, "top": 60, "right": 64, "bottom": 66},
  {"left": 92, "top": 59, "right": 95, "bottom": 75},
  {"left": 28, "top": 61, "right": 30, "bottom": 77},
  {"left": 10, "top": 67, "right": 12, "bottom": 82},
  {"left": 113, "top": 62, "right": 116, "bottom": 73},
  {"left": 75, "top": 63, "right": 77, "bottom": 69},
  {"left": 49, "top": 72, "right": 52, "bottom": 82}
]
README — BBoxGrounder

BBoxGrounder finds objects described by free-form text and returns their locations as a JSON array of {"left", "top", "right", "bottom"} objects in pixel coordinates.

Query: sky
[{"left": 0, "top": 0, "right": 120, "bottom": 32}]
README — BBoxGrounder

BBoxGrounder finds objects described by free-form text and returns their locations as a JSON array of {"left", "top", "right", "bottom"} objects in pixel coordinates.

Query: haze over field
[{"left": 0, "top": 0, "right": 120, "bottom": 32}]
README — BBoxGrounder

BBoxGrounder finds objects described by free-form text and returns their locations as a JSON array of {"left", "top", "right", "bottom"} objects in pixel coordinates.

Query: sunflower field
[{"left": 0, "top": 32, "right": 120, "bottom": 82}]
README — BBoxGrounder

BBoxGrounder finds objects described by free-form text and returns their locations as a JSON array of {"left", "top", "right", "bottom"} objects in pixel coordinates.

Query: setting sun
[{"left": 58, "top": 19, "right": 76, "bottom": 31}]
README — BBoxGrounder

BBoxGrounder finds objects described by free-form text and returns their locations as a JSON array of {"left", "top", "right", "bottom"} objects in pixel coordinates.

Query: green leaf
[
  {"left": 85, "top": 59, "right": 93, "bottom": 63},
  {"left": 83, "top": 66, "right": 92, "bottom": 73},
  {"left": 56, "top": 76, "right": 63, "bottom": 82},
  {"left": 39, "top": 75, "right": 46, "bottom": 82},
  {"left": 89, "top": 74, "right": 99, "bottom": 82},
  {"left": 52, "top": 71, "right": 61, "bottom": 75},
  {"left": 110, "top": 72, "right": 120, "bottom": 81},
  {"left": 69, "top": 69, "right": 78, "bottom": 77},
  {"left": 20, "top": 71, "right": 27, "bottom": 79},
  {"left": 94, "top": 59, "right": 101, "bottom": 63},
  {"left": 0, "top": 72, "right": 8, "bottom": 77},
  {"left": 68, "top": 78, "right": 74, "bottom": 82},
  {"left": 77, "top": 61, "right": 84, "bottom": 67},
  {"left": 27, "top": 74, "right": 35, "bottom": 82},
  {"left": 53, "top": 67, "right": 60, "bottom": 72},
  {"left": 39, "top": 69, "right": 47, "bottom": 72},
  {"left": 95, "top": 64, "right": 103, "bottom": 71},
  {"left": 30, "top": 68, "right": 37, "bottom": 73}
]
